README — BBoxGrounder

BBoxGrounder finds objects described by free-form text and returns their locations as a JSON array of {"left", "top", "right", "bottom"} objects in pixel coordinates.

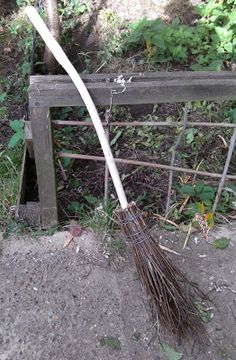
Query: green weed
[
  {"left": 98, "top": 9, "right": 126, "bottom": 64},
  {"left": 195, "top": 302, "right": 213, "bottom": 323},
  {"left": 212, "top": 237, "right": 230, "bottom": 249},
  {"left": 173, "top": 180, "right": 235, "bottom": 225},
  {"left": 109, "top": 238, "right": 126, "bottom": 255},
  {"left": 100, "top": 336, "right": 121, "bottom": 350},
  {"left": 2, "top": 219, "right": 29, "bottom": 239},
  {"left": 218, "top": 347, "right": 229, "bottom": 359},
  {"left": 58, "top": 0, "right": 91, "bottom": 44},
  {"left": 8, "top": 120, "right": 25, "bottom": 148},
  {"left": 159, "top": 342, "right": 183, "bottom": 360},
  {"left": 67, "top": 198, "right": 116, "bottom": 233}
]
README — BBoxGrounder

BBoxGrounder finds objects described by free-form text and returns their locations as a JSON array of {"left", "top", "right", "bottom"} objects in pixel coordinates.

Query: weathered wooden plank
[
  {"left": 30, "top": 71, "right": 236, "bottom": 85},
  {"left": 16, "top": 145, "right": 27, "bottom": 210},
  {"left": 30, "top": 107, "right": 58, "bottom": 228},
  {"left": 29, "top": 76, "right": 236, "bottom": 107},
  {"left": 25, "top": 121, "right": 34, "bottom": 158}
]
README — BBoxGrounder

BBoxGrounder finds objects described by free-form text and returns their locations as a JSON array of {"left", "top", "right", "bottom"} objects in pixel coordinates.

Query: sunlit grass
[{"left": 0, "top": 145, "right": 23, "bottom": 227}]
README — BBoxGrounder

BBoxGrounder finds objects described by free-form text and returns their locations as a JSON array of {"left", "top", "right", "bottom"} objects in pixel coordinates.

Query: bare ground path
[{"left": 0, "top": 223, "right": 235, "bottom": 360}]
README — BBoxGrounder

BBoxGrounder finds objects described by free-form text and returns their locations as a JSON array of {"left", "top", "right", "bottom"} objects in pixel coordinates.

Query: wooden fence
[{"left": 27, "top": 71, "right": 236, "bottom": 227}]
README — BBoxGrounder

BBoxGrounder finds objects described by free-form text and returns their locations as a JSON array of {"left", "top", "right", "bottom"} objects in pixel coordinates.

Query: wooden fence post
[{"left": 30, "top": 107, "right": 58, "bottom": 228}]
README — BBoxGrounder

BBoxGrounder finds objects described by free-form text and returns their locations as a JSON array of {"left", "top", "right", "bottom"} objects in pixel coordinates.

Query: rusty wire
[{"left": 57, "top": 152, "right": 236, "bottom": 180}]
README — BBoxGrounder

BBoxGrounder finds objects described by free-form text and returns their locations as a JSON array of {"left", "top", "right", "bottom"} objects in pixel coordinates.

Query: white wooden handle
[{"left": 25, "top": 6, "right": 128, "bottom": 209}]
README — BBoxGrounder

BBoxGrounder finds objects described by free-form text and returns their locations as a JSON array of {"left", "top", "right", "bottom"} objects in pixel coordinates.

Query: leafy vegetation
[
  {"left": 100, "top": 336, "right": 121, "bottom": 350},
  {"left": 121, "top": 0, "right": 236, "bottom": 70},
  {"left": 98, "top": 9, "right": 125, "bottom": 64},
  {"left": 212, "top": 237, "right": 231, "bottom": 249},
  {"left": 159, "top": 342, "right": 183, "bottom": 360},
  {"left": 8, "top": 120, "right": 25, "bottom": 148},
  {"left": 176, "top": 181, "right": 235, "bottom": 219},
  {"left": 58, "top": 0, "right": 91, "bottom": 44},
  {"left": 195, "top": 301, "right": 213, "bottom": 323}
]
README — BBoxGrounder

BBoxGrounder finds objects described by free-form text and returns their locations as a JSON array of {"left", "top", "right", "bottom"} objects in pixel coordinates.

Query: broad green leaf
[
  {"left": 76, "top": 107, "right": 86, "bottom": 117},
  {"left": 84, "top": 194, "right": 98, "bottom": 205},
  {"left": 208, "top": 60, "right": 223, "bottom": 71},
  {"left": 198, "top": 186, "right": 215, "bottom": 201},
  {"left": 195, "top": 181, "right": 205, "bottom": 194},
  {"left": 185, "top": 128, "right": 197, "bottom": 144},
  {"left": 212, "top": 237, "right": 230, "bottom": 249},
  {"left": 185, "top": 202, "right": 205, "bottom": 216},
  {"left": 228, "top": 108, "right": 236, "bottom": 123},
  {"left": 152, "top": 34, "right": 166, "bottom": 49},
  {"left": 9, "top": 119, "right": 24, "bottom": 132},
  {"left": 67, "top": 201, "right": 83, "bottom": 212},
  {"left": 215, "top": 27, "right": 233, "bottom": 41},
  {"left": 21, "top": 61, "right": 30, "bottom": 76},
  {"left": 229, "top": 9, "right": 236, "bottom": 24},
  {"left": 171, "top": 17, "right": 180, "bottom": 27},
  {"left": 160, "top": 343, "right": 183, "bottom": 360},
  {"left": 60, "top": 149, "right": 74, "bottom": 168},
  {"left": 196, "top": 0, "right": 219, "bottom": 17},
  {"left": 61, "top": 157, "right": 73, "bottom": 168},
  {"left": 216, "top": 202, "right": 226, "bottom": 212},
  {"left": 179, "top": 184, "right": 195, "bottom": 196},
  {"left": 224, "top": 43, "right": 233, "bottom": 52},
  {"left": 68, "top": 178, "right": 81, "bottom": 189},
  {"left": 7, "top": 130, "right": 24, "bottom": 148}
]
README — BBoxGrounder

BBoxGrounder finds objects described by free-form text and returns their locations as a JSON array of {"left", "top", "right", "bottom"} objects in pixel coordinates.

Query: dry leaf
[
  {"left": 63, "top": 220, "right": 83, "bottom": 248},
  {"left": 69, "top": 220, "right": 83, "bottom": 237}
]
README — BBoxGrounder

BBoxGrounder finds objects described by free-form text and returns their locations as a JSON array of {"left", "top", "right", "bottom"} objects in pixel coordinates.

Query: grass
[
  {"left": 109, "top": 238, "right": 126, "bottom": 255},
  {"left": 0, "top": 145, "right": 23, "bottom": 228}
]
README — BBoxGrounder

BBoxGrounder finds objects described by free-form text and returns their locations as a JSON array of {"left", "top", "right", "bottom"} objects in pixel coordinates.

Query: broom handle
[{"left": 25, "top": 6, "right": 128, "bottom": 210}]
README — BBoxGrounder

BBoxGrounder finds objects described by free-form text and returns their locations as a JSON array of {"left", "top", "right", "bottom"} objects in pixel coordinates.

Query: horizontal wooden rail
[
  {"left": 52, "top": 120, "right": 236, "bottom": 128},
  {"left": 30, "top": 71, "right": 235, "bottom": 84},
  {"left": 57, "top": 152, "right": 236, "bottom": 180},
  {"left": 29, "top": 71, "right": 236, "bottom": 107}
]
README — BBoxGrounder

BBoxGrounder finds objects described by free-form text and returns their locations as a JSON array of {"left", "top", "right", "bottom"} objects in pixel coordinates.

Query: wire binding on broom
[{"left": 114, "top": 202, "right": 208, "bottom": 342}]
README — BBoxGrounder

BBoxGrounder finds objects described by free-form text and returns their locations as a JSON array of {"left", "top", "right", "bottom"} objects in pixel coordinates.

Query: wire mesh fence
[{"left": 28, "top": 72, "right": 236, "bottom": 226}]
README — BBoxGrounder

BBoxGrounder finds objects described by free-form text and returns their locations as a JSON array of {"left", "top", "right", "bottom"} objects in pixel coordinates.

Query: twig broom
[{"left": 25, "top": 6, "right": 207, "bottom": 341}]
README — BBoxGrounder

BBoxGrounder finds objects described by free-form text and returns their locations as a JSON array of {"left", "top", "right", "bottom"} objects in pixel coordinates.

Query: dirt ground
[{"left": 0, "top": 223, "right": 235, "bottom": 360}]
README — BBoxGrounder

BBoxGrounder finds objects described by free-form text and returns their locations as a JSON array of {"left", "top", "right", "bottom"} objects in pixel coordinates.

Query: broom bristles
[{"left": 114, "top": 202, "right": 207, "bottom": 342}]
